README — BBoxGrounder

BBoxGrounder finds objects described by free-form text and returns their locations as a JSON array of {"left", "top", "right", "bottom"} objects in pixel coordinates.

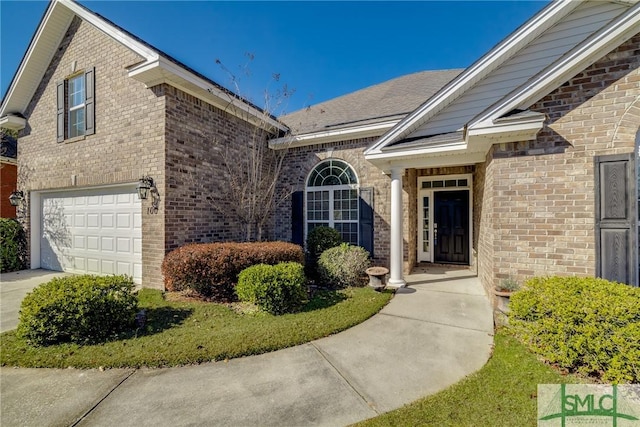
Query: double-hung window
[
  {"left": 57, "top": 68, "right": 95, "bottom": 142},
  {"left": 306, "top": 159, "right": 359, "bottom": 245}
]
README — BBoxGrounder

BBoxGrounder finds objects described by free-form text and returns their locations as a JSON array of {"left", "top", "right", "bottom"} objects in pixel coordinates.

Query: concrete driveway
[
  {"left": 0, "top": 267, "right": 494, "bottom": 427},
  {"left": 0, "top": 269, "right": 70, "bottom": 333}
]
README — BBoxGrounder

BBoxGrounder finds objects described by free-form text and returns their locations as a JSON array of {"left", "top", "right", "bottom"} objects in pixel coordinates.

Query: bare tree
[{"left": 200, "top": 56, "right": 295, "bottom": 241}]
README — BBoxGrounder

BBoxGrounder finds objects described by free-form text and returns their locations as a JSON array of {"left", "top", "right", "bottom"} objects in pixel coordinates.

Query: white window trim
[
  {"left": 417, "top": 174, "right": 473, "bottom": 264},
  {"left": 304, "top": 159, "right": 360, "bottom": 245},
  {"left": 67, "top": 74, "right": 86, "bottom": 138}
]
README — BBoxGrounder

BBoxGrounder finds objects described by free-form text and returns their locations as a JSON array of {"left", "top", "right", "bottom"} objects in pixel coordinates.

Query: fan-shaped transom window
[
  {"left": 306, "top": 159, "right": 359, "bottom": 245},
  {"left": 307, "top": 159, "right": 357, "bottom": 187}
]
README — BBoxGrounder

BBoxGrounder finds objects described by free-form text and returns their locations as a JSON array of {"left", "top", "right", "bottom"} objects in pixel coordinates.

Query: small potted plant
[{"left": 493, "top": 278, "right": 520, "bottom": 314}]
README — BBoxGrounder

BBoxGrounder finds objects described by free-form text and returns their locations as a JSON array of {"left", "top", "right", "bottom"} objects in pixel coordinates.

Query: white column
[{"left": 389, "top": 167, "right": 406, "bottom": 287}]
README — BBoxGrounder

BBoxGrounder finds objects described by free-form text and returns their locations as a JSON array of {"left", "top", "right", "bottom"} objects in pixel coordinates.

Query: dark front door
[{"left": 434, "top": 190, "right": 469, "bottom": 264}]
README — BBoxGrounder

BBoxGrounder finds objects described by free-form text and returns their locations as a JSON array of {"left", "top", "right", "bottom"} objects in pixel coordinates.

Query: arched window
[{"left": 306, "top": 159, "right": 359, "bottom": 245}]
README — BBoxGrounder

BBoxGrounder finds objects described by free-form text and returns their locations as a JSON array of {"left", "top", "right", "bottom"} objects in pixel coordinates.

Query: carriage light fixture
[
  {"left": 137, "top": 176, "right": 160, "bottom": 211},
  {"left": 9, "top": 190, "right": 24, "bottom": 207}
]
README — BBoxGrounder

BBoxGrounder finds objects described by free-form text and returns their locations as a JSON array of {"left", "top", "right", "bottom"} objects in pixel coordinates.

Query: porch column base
[{"left": 387, "top": 278, "right": 407, "bottom": 288}]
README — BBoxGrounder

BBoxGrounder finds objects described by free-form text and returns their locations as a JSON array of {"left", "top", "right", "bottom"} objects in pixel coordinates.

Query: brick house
[
  {"left": 271, "top": 0, "right": 640, "bottom": 294},
  {"left": 1, "top": 0, "right": 639, "bottom": 293},
  {"left": 0, "top": 0, "right": 284, "bottom": 288}
]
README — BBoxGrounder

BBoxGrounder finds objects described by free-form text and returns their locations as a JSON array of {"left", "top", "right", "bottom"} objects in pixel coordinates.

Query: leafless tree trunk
[{"left": 195, "top": 57, "right": 295, "bottom": 242}]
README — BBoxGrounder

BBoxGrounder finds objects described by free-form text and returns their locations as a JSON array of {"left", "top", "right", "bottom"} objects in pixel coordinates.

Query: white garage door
[{"left": 40, "top": 187, "right": 142, "bottom": 284}]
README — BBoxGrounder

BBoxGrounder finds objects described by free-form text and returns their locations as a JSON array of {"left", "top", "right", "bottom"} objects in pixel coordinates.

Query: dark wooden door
[
  {"left": 434, "top": 190, "right": 469, "bottom": 264},
  {"left": 595, "top": 153, "right": 637, "bottom": 286}
]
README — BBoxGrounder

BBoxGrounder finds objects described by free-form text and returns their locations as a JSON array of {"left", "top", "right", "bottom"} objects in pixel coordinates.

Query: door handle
[{"left": 434, "top": 223, "right": 438, "bottom": 245}]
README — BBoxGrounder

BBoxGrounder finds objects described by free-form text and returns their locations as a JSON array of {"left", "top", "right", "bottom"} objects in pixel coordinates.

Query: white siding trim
[
  {"left": 471, "top": 1, "right": 640, "bottom": 129},
  {"left": 364, "top": 0, "right": 579, "bottom": 156}
]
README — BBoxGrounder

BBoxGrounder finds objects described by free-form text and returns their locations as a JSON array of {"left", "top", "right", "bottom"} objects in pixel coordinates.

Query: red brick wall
[{"left": 0, "top": 162, "right": 17, "bottom": 218}]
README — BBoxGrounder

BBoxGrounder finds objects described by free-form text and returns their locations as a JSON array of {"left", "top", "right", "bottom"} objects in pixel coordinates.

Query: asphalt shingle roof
[{"left": 279, "top": 69, "right": 463, "bottom": 135}]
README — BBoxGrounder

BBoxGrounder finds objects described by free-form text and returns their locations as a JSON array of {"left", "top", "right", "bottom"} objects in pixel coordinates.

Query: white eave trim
[
  {"left": 269, "top": 119, "right": 399, "bottom": 150},
  {"left": 128, "top": 57, "right": 287, "bottom": 132},
  {"left": 363, "top": 0, "right": 579, "bottom": 157},
  {"left": 468, "top": 113, "right": 545, "bottom": 140},
  {"left": 60, "top": 0, "right": 159, "bottom": 60},
  {"left": 0, "top": 115, "right": 27, "bottom": 131},
  {"left": 364, "top": 113, "right": 544, "bottom": 170},
  {"left": 470, "top": 1, "right": 640, "bottom": 128}
]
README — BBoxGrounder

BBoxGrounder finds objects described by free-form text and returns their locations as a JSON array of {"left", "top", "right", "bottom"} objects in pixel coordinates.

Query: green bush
[
  {"left": 508, "top": 276, "right": 640, "bottom": 383},
  {"left": 0, "top": 218, "right": 27, "bottom": 273},
  {"left": 162, "top": 241, "right": 304, "bottom": 301},
  {"left": 306, "top": 226, "right": 342, "bottom": 264},
  {"left": 17, "top": 275, "right": 137, "bottom": 346},
  {"left": 236, "top": 262, "right": 307, "bottom": 315},
  {"left": 317, "top": 243, "right": 371, "bottom": 288}
]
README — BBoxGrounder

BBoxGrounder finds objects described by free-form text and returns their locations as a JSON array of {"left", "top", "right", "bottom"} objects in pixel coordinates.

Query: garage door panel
[
  {"left": 102, "top": 260, "right": 115, "bottom": 274},
  {"left": 74, "top": 214, "right": 85, "bottom": 227},
  {"left": 101, "top": 213, "right": 114, "bottom": 228},
  {"left": 116, "top": 213, "right": 130, "bottom": 228},
  {"left": 87, "top": 214, "right": 99, "bottom": 228},
  {"left": 87, "top": 258, "right": 100, "bottom": 274},
  {"left": 73, "top": 235, "right": 85, "bottom": 249},
  {"left": 116, "top": 238, "right": 130, "bottom": 253},
  {"left": 133, "top": 238, "right": 142, "bottom": 254},
  {"left": 40, "top": 187, "right": 142, "bottom": 284}
]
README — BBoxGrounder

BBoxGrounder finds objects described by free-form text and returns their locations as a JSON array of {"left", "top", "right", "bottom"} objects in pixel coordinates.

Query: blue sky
[{"left": 1, "top": 1, "right": 548, "bottom": 114}]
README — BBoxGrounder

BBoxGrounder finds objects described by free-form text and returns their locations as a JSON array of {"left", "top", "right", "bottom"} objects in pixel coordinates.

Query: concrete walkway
[{"left": 0, "top": 267, "right": 494, "bottom": 427}]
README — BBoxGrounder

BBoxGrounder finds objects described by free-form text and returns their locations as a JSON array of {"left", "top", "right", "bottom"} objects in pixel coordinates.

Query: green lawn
[
  {"left": 0, "top": 287, "right": 392, "bottom": 368},
  {"left": 354, "top": 330, "right": 589, "bottom": 427}
]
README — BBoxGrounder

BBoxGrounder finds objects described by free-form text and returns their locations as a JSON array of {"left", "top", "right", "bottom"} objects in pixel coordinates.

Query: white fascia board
[
  {"left": 468, "top": 114, "right": 545, "bottom": 138},
  {"left": 0, "top": 1, "right": 70, "bottom": 117},
  {"left": 129, "top": 58, "right": 287, "bottom": 132},
  {"left": 369, "top": 149, "right": 487, "bottom": 173},
  {"left": 470, "top": 2, "right": 640, "bottom": 127},
  {"left": 0, "top": 115, "right": 27, "bottom": 131},
  {"left": 269, "top": 120, "right": 399, "bottom": 150},
  {"left": 365, "top": 140, "right": 468, "bottom": 163},
  {"left": 363, "top": 0, "right": 579, "bottom": 157},
  {"left": 59, "top": 0, "right": 159, "bottom": 61}
]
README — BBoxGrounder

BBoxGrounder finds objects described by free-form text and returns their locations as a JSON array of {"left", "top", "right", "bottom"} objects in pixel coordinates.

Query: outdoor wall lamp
[
  {"left": 137, "top": 176, "right": 160, "bottom": 211},
  {"left": 8, "top": 190, "right": 24, "bottom": 207}
]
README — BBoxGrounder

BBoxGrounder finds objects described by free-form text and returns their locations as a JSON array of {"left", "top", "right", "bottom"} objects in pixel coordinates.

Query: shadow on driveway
[{"left": 0, "top": 269, "right": 70, "bottom": 333}]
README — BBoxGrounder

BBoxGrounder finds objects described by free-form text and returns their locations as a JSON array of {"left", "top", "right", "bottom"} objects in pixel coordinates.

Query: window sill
[{"left": 63, "top": 135, "right": 86, "bottom": 144}]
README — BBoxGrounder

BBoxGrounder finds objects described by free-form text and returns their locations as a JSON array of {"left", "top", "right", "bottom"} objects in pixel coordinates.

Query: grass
[
  {"left": 354, "top": 329, "right": 590, "bottom": 427},
  {"left": 0, "top": 287, "right": 392, "bottom": 369}
]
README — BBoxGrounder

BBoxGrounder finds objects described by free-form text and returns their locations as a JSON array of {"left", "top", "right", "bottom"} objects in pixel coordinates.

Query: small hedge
[
  {"left": 318, "top": 243, "right": 371, "bottom": 288},
  {"left": 162, "top": 241, "right": 304, "bottom": 300},
  {"left": 0, "top": 218, "right": 27, "bottom": 273},
  {"left": 17, "top": 275, "right": 137, "bottom": 346},
  {"left": 236, "top": 262, "right": 307, "bottom": 315},
  {"left": 508, "top": 276, "right": 640, "bottom": 383},
  {"left": 306, "top": 226, "right": 342, "bottom": 264}
]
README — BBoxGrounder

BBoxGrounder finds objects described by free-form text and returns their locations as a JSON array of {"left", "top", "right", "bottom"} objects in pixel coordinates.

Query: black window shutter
[
  {"left": 595, "top": 153, "right": 637, "bottom": 286},
  {"left": 56, "top": 80, "right": 65, "bottom": 142},
  {"left": 359, "top": 187, "right": 374, "bottom": 257},
  {"left": 85, "top": 67, "right": 95, "bottom": 135},
  {"left": 291, "top": 191, "right": 304, "bottom": 246}
]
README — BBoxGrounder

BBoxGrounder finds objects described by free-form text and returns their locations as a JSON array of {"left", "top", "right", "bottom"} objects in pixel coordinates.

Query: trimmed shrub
[
  {"left": 317, "top": 243, "right": 371, "bottom": 288},
  {"left": 306, "top": 226, "right": 342, "bottom": 264},
  {"left": 17, "top": 275, "right": 137, "bottom": 346},
  {"left": 509, "top": 276, "right": 640, "bottom": 383},
  {"left": 0, "top": 218, "right": 27, "bottom": 273},
  {"left": 162, "top": 241, "right": 304, "bottom": 300},
  {"left": 236, "top": 262, "right": 307, "bottom": 315}
]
